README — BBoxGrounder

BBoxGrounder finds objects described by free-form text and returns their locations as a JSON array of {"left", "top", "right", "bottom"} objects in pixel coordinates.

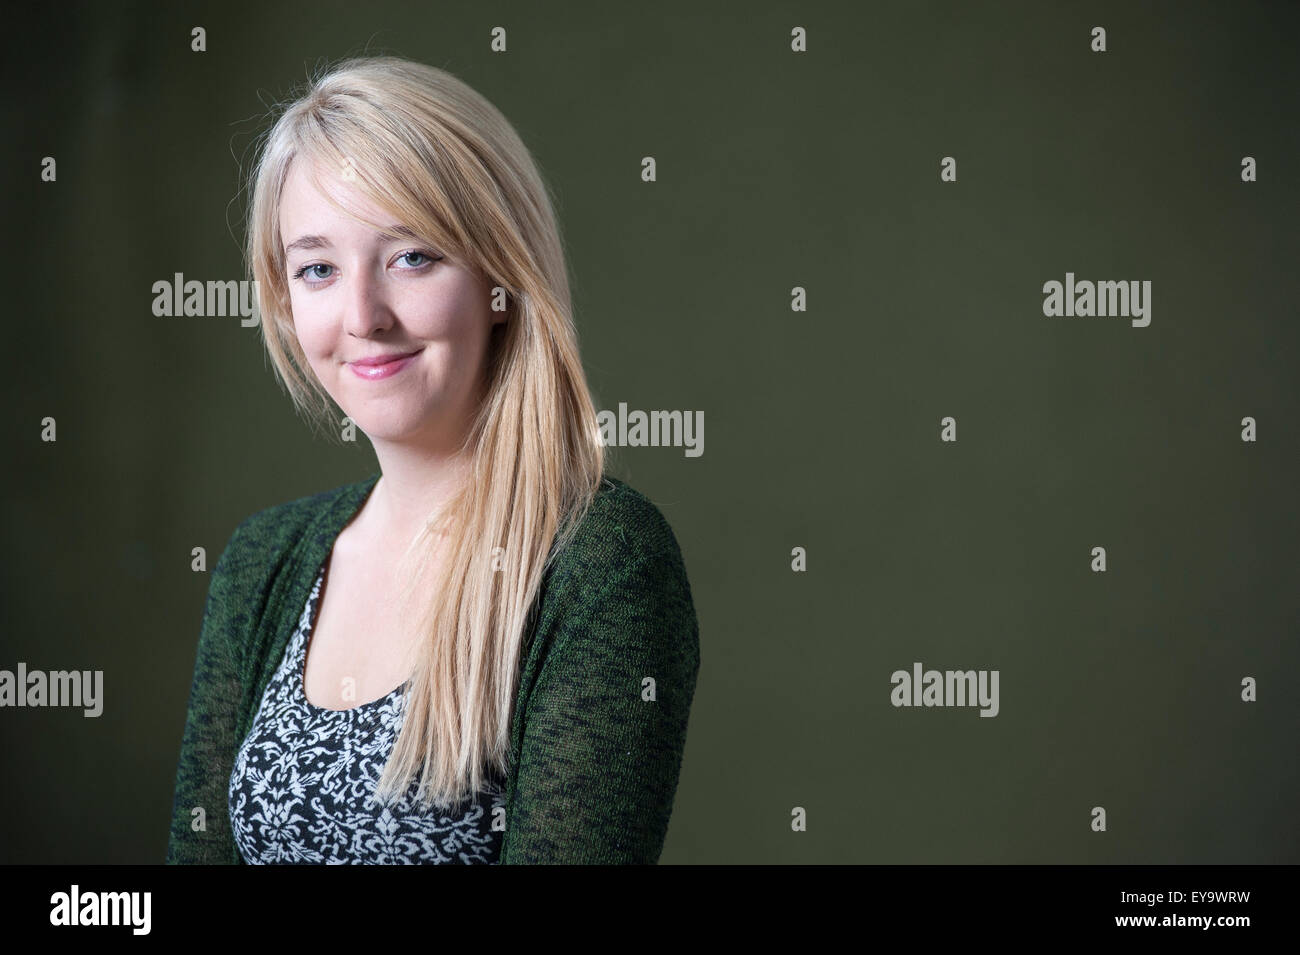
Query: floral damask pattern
[{"left": 229, "top": 563, "right": 506, "bottom": 864}]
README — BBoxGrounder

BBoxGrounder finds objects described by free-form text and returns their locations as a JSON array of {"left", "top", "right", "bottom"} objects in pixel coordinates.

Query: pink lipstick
[{"left": 347, "top": 349, "right": 421, "bottom": 381}]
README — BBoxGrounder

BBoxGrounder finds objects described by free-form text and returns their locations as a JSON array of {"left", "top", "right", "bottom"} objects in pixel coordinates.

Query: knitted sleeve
[
  {"left": 165, "top": 524, "right": 247, "bottom": 864},
  {"left": 500, "top": 493, "right": 701, "bottom": 864}
]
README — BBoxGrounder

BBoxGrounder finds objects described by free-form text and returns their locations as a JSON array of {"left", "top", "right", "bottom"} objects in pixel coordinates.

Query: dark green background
[{"left": 2, "top": 0, "right": 1296, "bottom": 863}]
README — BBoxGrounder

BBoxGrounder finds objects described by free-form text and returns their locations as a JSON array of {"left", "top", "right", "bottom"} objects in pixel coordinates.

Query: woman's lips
[{"left": 347, "top": 349, "right": 421, "bottom": 380}]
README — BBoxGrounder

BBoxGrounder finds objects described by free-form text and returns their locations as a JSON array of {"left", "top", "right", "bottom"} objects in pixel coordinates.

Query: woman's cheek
[{"left": 292, "top": 310, "right": 330, "bottom": 364}]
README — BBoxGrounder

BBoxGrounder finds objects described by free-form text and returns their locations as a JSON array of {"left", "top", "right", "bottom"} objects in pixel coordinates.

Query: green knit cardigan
[{"left": 165, "top": 472, "right": 700, "bottom": 864}]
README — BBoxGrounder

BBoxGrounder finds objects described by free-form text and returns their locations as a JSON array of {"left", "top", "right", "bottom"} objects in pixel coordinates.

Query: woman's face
[{"left": 278, "top": 158, "right": 503, "bottom": 448}]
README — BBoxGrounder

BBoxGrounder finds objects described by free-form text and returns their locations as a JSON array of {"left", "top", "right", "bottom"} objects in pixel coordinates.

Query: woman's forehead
[{"left": 280, "top": 160, "right": 395, "bottom": 237}]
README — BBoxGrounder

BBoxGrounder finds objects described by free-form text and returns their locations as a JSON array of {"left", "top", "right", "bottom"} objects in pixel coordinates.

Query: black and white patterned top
[{"left": 228, "top": 560, "right": 508, "bottom": 864}]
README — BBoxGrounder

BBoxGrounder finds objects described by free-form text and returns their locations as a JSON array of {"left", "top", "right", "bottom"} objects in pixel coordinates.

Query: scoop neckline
[{"left": 298, "top": 553, "right": 411, "bottom": 715}]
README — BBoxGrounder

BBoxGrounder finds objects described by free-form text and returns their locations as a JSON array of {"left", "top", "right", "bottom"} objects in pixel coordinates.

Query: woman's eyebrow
[{"left": 283, "top": 225, "right": 420, "bottom": 257}]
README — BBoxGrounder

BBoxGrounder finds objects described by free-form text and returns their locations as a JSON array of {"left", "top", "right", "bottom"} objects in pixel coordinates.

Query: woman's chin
[{"left": 345, "top": 413, "right": 440, "bottom": 445}]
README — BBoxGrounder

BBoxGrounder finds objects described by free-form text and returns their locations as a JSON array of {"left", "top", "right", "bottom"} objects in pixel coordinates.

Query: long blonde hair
[{"left": 244, "top": 55, "right": 605, "bottom": 807}]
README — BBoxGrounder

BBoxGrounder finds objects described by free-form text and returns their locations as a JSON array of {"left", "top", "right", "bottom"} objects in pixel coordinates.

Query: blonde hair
[{"left": 244, "top": 55, "right": 605, "bottom": 807}]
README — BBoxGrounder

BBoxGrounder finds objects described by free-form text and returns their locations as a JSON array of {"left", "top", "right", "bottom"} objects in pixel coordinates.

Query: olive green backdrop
[{"left": 2, "top": 0, "right": 1297, "bottom": 863}]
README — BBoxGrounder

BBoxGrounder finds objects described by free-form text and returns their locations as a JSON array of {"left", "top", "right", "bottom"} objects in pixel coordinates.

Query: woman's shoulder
[
  {"left": 542, "top": 474, "right": 694, "bottom": 605},
  {"left": 527, "top": 474, "right": 699, "bottom": 688},
  {"left": 574, "top": 474, "right": 688, "bottom": 559}
]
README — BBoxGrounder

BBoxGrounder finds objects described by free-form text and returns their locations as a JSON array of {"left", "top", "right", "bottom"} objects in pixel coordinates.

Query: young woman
[{"left": 165, "top": 56, "right": 700, "bottom": 864}]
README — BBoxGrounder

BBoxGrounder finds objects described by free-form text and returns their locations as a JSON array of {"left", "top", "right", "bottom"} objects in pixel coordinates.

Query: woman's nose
[{"left": 343, "top": 264, "right": 396, "bottom": 336}]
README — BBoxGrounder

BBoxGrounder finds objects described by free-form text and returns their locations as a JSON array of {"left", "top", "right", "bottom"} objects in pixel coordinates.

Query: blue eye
[
  {"left": 397, "top": 251, "right": 443, "bottom": 269},
  {"left": 291, "top": 263, "right": 333, "bottom": 283}
]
